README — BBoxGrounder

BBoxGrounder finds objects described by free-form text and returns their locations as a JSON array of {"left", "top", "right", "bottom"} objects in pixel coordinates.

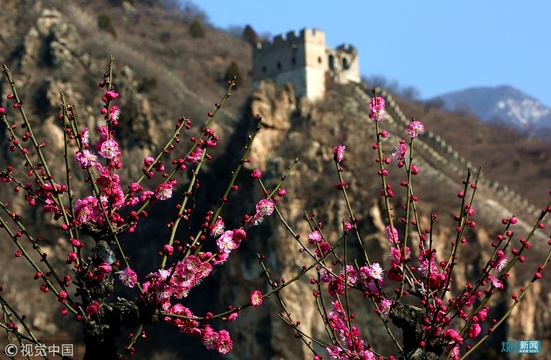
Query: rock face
[
  {"left": 248, "top": 80, "right": 296, "bottom": 172},
  {"left": 21, "top": 8, "right": 82, "bottom": 71}
]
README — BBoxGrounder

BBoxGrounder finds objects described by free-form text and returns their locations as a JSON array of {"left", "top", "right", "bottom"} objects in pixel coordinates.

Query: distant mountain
[{"left": 431, "top": 85, "right": 551, "bottom": 138}]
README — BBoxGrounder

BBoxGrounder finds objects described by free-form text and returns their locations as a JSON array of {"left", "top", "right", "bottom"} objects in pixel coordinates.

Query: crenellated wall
[{"left": 252, "top": 28, "right": 360, "bottom": 101}]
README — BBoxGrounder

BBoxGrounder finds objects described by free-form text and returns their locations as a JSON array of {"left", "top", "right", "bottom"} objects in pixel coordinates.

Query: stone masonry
[{"left": 252, "top": 28, "right": 360, "bottom": 101}]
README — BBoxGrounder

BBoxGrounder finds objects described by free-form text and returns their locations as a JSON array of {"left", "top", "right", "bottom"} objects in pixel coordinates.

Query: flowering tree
[
  {"left": 252, "top": 95, "right": 551, "bottom": 359},
  {"left": 0, "top": 58, "right": 276, "bottom": 359},
  {"left": 0, "top": 53, "right": 548, "bottom": 360}
]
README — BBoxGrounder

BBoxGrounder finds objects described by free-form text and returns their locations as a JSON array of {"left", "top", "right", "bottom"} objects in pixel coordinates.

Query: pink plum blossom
[
  {"left": 385, "top": 226, "right": 399, "bottom": 244},
  {"left": 186, "top": 147, "right": 203, "bottom": 163},
  {"left": 201, "top": 326, "right": 219, "bottom": 350},
  {"left": 249, "top": 290, "right": 263, "bottom": 306},
  {"left": 392, "top": 142, "right": 408, "bottom": 161},
  {"left": 86, "top": 301, "right": 100, "bottom": 316},
  {"left": 155, "top": 181, "right": 175, "bottom": 200},
  {"left": 80, "top": 127, "right": 90, "bottom": 146},
  {"left": 216, "top": 230, "right": 237, "bottom": 254},
  {"left": 250, "top": 198, "right": 275, "bottom": 225},
  {"left": 210, "top": 219, "right": 225, "bottom": 237},
  {"left": 98, "top": 139, "right": 120, "bottom": 159},
  {"left": 256, "top": 199, "right": 274, "bottom": 217},
  {"left": 489, "top": 275, "right": 504, "bottom": 289},
  {"left": 119, "top": 267, "right": 138, "bottom": 288},
  {"left": 491, "top": 250, "right": 508, "bottom": 272},
  {"left": 308, "top": 230, "right": 322, "bottom": 244},
  {"left": 468, "top": 323, "right": 481, "bottom": 338},
  {"left": 109, "top": 105, "right": 120, "bottom": 122},
  {"left": 369, "top": 96, "right": 385, "bottom": 122},
  {"left": 341, "top": 265, "right": 358, "bottom": 284},
  {"left": 379, "top": 299, "right": 392, "bottom": 316},
  {"left": 407, "top": 120, "right": 424, "bottom": 138},
  {"left": 366, "top": 263, "right": 384, "bottom": 281},
  {"left": 75, "top": 149, "right": 98, "bottom": 169},
  {"left": 333, "top": 144, "right": 345, "bottom": 163},
  {"left": 96, "top": 125, "right": 109, "bottom": 142}
]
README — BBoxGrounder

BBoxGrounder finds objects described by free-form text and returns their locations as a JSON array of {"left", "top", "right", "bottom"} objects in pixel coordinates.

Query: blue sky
[{"left": 190, "top": 1, "right": 551, "bottom": 107}]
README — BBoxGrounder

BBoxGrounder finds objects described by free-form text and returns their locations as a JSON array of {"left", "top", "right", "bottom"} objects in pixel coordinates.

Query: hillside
[
  {"left": 0, "top": 1, "right": 550, "bottom": 359},
  {"left": 397, "top": 97, "right": 551, "bottom": 209}
]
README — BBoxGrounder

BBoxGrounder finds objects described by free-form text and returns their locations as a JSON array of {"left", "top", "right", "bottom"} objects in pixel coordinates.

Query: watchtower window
[
  {"left": 277, "top": 61, "right": 282, "bottom": 70},
  {"left": 342, "top": 58, "right": 349, "bottom": 70},
  {"left": 328, "top": 55, "right": 335, "bottom": 70},
  {"left": 318, "top": 56, "right": 322, "bottom": 64}
]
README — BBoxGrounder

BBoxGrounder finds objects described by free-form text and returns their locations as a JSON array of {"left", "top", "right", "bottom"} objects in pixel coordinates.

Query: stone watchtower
[{"left": 252, "top": 28, "right": 360, "bottom": 101}]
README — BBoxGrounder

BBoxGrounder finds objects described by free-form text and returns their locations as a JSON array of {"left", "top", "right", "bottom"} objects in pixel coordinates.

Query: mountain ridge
[{"left": 432, "top": 85, "right": 551, "bottom": 138}]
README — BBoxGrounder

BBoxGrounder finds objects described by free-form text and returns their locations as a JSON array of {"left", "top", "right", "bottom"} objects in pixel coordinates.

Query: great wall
[
  {"left": 356, "top": 83, "right": 551, "bottom": 241},
  {"left": 252, "top": 28, "right": 360, "bottom": 101},
  {"left": 251, "top": 26, "right": 549, "bottom": 238},
  {"left": 55, "top": 5, "right": 550, "bottom": 240}
]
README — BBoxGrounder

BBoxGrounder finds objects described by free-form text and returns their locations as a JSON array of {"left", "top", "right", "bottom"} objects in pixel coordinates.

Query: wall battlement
[
  {"left": 252, "top": 28, "right": 360, "bottom": 101},
  {"left": 255, "top": 28, "right": 326, "bottom": 52}
]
